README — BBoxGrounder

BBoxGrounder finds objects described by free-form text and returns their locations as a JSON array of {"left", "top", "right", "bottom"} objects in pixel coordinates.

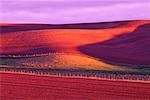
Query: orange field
[
  {"left": 0, "top": 20, "right": 150, "bottom": 100},
  {"left": 1, "top": 20, "right": 150, "bottom": 72}
]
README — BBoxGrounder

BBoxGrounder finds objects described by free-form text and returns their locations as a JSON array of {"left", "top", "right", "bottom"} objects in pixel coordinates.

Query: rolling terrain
[
  {"left": 0, "top": 20, "right": 150, "bottom": 73},
  {"left": 1, "top": 20, "right": 150, "bottom": 100}
]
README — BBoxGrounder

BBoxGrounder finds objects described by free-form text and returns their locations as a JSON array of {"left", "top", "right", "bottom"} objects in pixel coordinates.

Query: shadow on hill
[
  {"left": 78, "top": 23, "right": 150, "bottom": 67},
  {"left": 1, "top": 21, "right": 129, "bottom": 34}
]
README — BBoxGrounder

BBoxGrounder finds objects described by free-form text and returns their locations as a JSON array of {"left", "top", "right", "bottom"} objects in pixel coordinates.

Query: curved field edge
[{"left": 0, "top": 53, "right": 134, "bottom": 72}]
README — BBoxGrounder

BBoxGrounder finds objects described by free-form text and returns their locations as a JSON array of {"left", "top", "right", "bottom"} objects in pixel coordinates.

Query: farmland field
[{"left": 1, "top": 20, "right": 150, "bottom": 100}]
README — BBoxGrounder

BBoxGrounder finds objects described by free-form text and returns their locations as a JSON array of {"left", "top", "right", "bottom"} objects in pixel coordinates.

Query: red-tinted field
[
  {"left": 0, "top": 20, "right": 150, "bottom": 100},
  {"left": 1, "top": 20, "right": 149, "bottom": 56},
  {"left": 1, "top": 20, "right": 150, "bottom": 71},
  {"left": 0, "top": 72, "right": 150, "bottom": 100},
  {"left": 0, "top": 20, "right": 150, "bottom": 68}
]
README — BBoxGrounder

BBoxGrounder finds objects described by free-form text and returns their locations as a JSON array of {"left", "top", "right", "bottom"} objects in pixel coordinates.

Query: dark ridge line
[
  {"left": 0, "top": 20, "right": 146, "bottom": 26},
  {"left": 0, "top": 20, "right": 130, "bottom": 26},
  {"left": 0, "top": 67, "right": 150, "bottom": 81},
  {"left": 0, "top": 20, "right": 131, "bottom": 33}
]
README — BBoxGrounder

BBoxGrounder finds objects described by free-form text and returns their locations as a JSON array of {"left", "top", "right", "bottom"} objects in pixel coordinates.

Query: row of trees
[{"left": 0, "top": 67, "right": 150, "bottom": 81}]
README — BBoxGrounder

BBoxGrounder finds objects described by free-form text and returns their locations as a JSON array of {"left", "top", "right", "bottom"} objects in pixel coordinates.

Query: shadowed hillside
[
  {"left": 78, "top": 24, "right": 150, "bottom": 66},
  {"left": 0, "top": 20, "right": 150, "bottom": 73}
]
